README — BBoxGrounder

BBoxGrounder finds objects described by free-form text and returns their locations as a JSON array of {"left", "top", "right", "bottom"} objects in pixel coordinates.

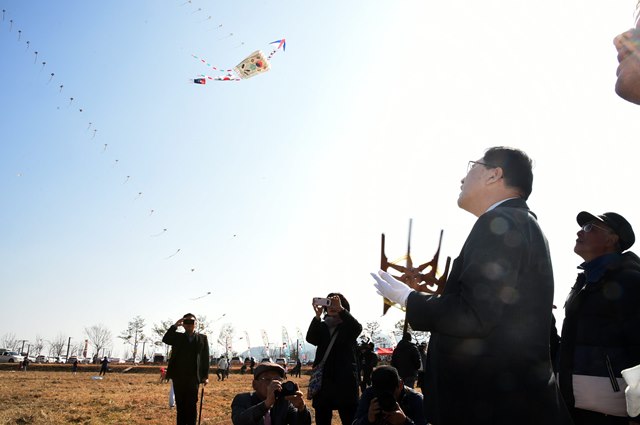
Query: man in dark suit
[
  {"left": 372, "top": 147, "right": 573, "bottom": 425},
  {"left": 163, "top": 313, "right": 210, "bottom": 425}
]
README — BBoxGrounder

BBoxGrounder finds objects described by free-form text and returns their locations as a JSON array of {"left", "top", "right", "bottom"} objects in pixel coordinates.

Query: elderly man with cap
[
  {"left": 231, "top": 362, "right": 311, "bottom": 425},
  {"left": 558, "top": 211, "right": 640, "bottom": 424}
]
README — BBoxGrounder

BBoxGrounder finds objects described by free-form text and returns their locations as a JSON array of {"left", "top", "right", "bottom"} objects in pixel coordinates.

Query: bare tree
[
  {"left": 69, "top": 342, "right": 81, "bottom": 357},
  {"left": 153, "top": 318, "right": 176, "bottom": 340},
  {"left": 1, "top": 333, "right": 18, "bottom": 351},
  {"left": 196, "top": 315, "right": 213, "bottom": 336},
  {"left": 217, "top": 323, "right": 235, "bottom": 356},
  {"left": 85, "top": 324, "right": 112, "bottom": 359},
  {"left": 363, "top": 321, "right": 387, "bottom": 347},
  {"left": 394, "top": 319, "right": 430, "bottom": 344},
  {"left": 48, "top": 333, "right": 67, "bottom": 357},
  {"left": 32, "top": 335, "right": 45, "bottom": 356},
  {"left": 119, "top": 316, "right": 146, "bottom": 360}
]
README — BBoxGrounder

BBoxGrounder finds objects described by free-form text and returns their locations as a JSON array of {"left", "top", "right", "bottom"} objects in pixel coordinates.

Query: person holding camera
[
  {"left": 306, "top": 293, "right": 363, "bottom": 425},
  {"left": 231, "top": 362, "right": 311, "bottom": 425},
  {"left": 163, "top": 313, "right": 210, "bottom": 425},
  {"left": 353, "top": 365, "right": 425, "bottom": 425}
]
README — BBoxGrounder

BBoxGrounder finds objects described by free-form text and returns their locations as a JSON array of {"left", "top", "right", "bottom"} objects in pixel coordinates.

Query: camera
[
  {"left": 374, "top": 390, "right": 397, "bottom": 412},
  {"left": 277, "top": 381, "right": 299, "bottom": 398}
]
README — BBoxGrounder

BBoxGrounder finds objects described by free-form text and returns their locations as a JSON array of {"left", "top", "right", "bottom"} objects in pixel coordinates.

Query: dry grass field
[{"left": 0, "top": 365, "right": 331, "bottom": 425}]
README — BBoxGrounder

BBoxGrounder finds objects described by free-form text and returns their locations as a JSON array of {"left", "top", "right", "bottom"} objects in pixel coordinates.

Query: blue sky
[{"left": 1, "top": 0, "right": 639, "bottom": 357}]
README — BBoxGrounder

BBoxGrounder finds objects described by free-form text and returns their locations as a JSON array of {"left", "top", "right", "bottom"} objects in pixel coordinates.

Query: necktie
[{"left": 264, "top": 409, "right": 271, "bottom": 425}]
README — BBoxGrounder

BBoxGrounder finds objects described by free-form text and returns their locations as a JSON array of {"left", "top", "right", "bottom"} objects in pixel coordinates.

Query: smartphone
[{"left": 313, "top": 297, "right": 332, "bottom": 307}]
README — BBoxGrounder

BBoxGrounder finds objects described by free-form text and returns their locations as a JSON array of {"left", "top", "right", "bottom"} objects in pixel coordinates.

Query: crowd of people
[{"left": 157, "top": 5, "right": 640, "bottom": 425}]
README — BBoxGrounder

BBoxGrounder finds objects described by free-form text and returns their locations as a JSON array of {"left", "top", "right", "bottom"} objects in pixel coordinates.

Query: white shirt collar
[{"left": 485, "top": 197, "right": 519, "bottom": 213}]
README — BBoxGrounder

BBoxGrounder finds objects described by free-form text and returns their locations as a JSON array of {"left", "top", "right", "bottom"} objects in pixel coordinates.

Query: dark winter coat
[
  {"left": 558, "top": 251, "right": 640, "bottom": 408},
  {"left": 306, "top": 309, "right": 362, "bottom": 409},
  {"left": 391, "top": 339, "right": 421, "bottom": 379},
  {"left": 406, "top": 198, "right": 572, "bottom": 425}
]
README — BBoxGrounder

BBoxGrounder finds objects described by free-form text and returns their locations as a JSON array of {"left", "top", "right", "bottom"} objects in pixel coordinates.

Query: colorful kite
[{"left": 191, "top": 38, "right": 285, "bottom": 84}]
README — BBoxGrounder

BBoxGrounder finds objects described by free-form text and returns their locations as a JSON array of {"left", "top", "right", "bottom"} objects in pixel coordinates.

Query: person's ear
[{"left": 485, "top": 167, "right": 503, "bottom": 184}]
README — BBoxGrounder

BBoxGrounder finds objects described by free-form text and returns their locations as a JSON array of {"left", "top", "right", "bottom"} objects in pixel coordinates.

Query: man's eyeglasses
[
  {"left": 581, "top": 223, "right": 613, "bottom": 234},
  {"left": 182, "top": 319, "right": 195, "bottom": 325},
  {"left": 467, "top": 160, "right": 496, "bottom": 173}
]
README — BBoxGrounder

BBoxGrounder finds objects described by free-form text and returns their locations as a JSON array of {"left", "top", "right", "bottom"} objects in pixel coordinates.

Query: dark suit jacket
[
  {"left": 162, "top": 325, "right": 209, "bottom": 383},
  {"left": 406, "top": 198, "right": 572, "bottom": 425},
  {"left": 231, "top": 392, "right": 312, "bottom": 425}
]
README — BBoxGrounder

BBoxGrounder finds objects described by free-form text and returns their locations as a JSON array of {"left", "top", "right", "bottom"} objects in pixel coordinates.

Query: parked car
[
  {"left": 35, "top": 355, "right": 49, "bottom": 363},
  {"left": 0, "top": 350, "right": 24, "bottom": 363},
  {"left": 153, "top": 354, "right": 167, "bottom": 363},
  {"left": 54, "top": 356, "right": 67, "bottom": 364},
  {"left": 260, "top": 357, "right": 273, "bottom": 363},
  {"left": 229, "top": 356, "right": 243, "bottom": 366},
  {"left": 21, "top": 354, "right": 36, "bottom": 363}
]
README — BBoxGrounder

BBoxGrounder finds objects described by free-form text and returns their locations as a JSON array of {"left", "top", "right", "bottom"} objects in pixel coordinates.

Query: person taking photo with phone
[{"left": 306, "top": 293, "right": 362, "bottom": 425}]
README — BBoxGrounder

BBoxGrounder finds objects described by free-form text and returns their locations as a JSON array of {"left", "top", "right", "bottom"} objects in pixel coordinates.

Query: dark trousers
[
  {"left": 173, "top": 378, "right": 199, "bottom": 425},
  {"left": 314, "top": 404, "right": 357, "bottom": 425},
  {"left": 570, "top": 408, "right": 629, "bottom": 425},
  {"left": 360, "top": 368, "right": 372, "bottom": 392},
  {"left": 216, "top": 368, "right": 227, "bottom": 380}
]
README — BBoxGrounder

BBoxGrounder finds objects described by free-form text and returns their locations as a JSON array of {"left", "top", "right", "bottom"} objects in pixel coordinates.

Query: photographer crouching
[
  {"left": 353, "top": 366, "right": 426, "bottom": 425},
  {"left": 231, "top": 362, "right": 311, "bottom": 425}
]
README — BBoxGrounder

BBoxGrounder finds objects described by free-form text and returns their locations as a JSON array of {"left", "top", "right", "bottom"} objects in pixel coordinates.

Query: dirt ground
[{"left": 0, "top": 367, "right": 332, "bottom": 424}]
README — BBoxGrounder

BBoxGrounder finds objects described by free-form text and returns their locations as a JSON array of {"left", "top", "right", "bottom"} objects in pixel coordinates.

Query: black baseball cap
[{"left": 577, "top": 211, "right": 635, "bottom": 251}]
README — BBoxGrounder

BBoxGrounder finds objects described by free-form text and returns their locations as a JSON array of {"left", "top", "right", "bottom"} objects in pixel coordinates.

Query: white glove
[
  {"left": 370, "top": 270, "right": 413, "bottom": 308},
  {"left": 622, "top": 364, "right": 640, "bottom": 417}
]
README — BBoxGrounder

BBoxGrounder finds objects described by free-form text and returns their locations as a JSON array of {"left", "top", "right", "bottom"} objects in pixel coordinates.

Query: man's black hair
[
  {"left": 371, "top": 365, "right": 401, "bottom": 393},
  {"left": 483, "top": 146, "right": 533, "bottom": 200}
]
